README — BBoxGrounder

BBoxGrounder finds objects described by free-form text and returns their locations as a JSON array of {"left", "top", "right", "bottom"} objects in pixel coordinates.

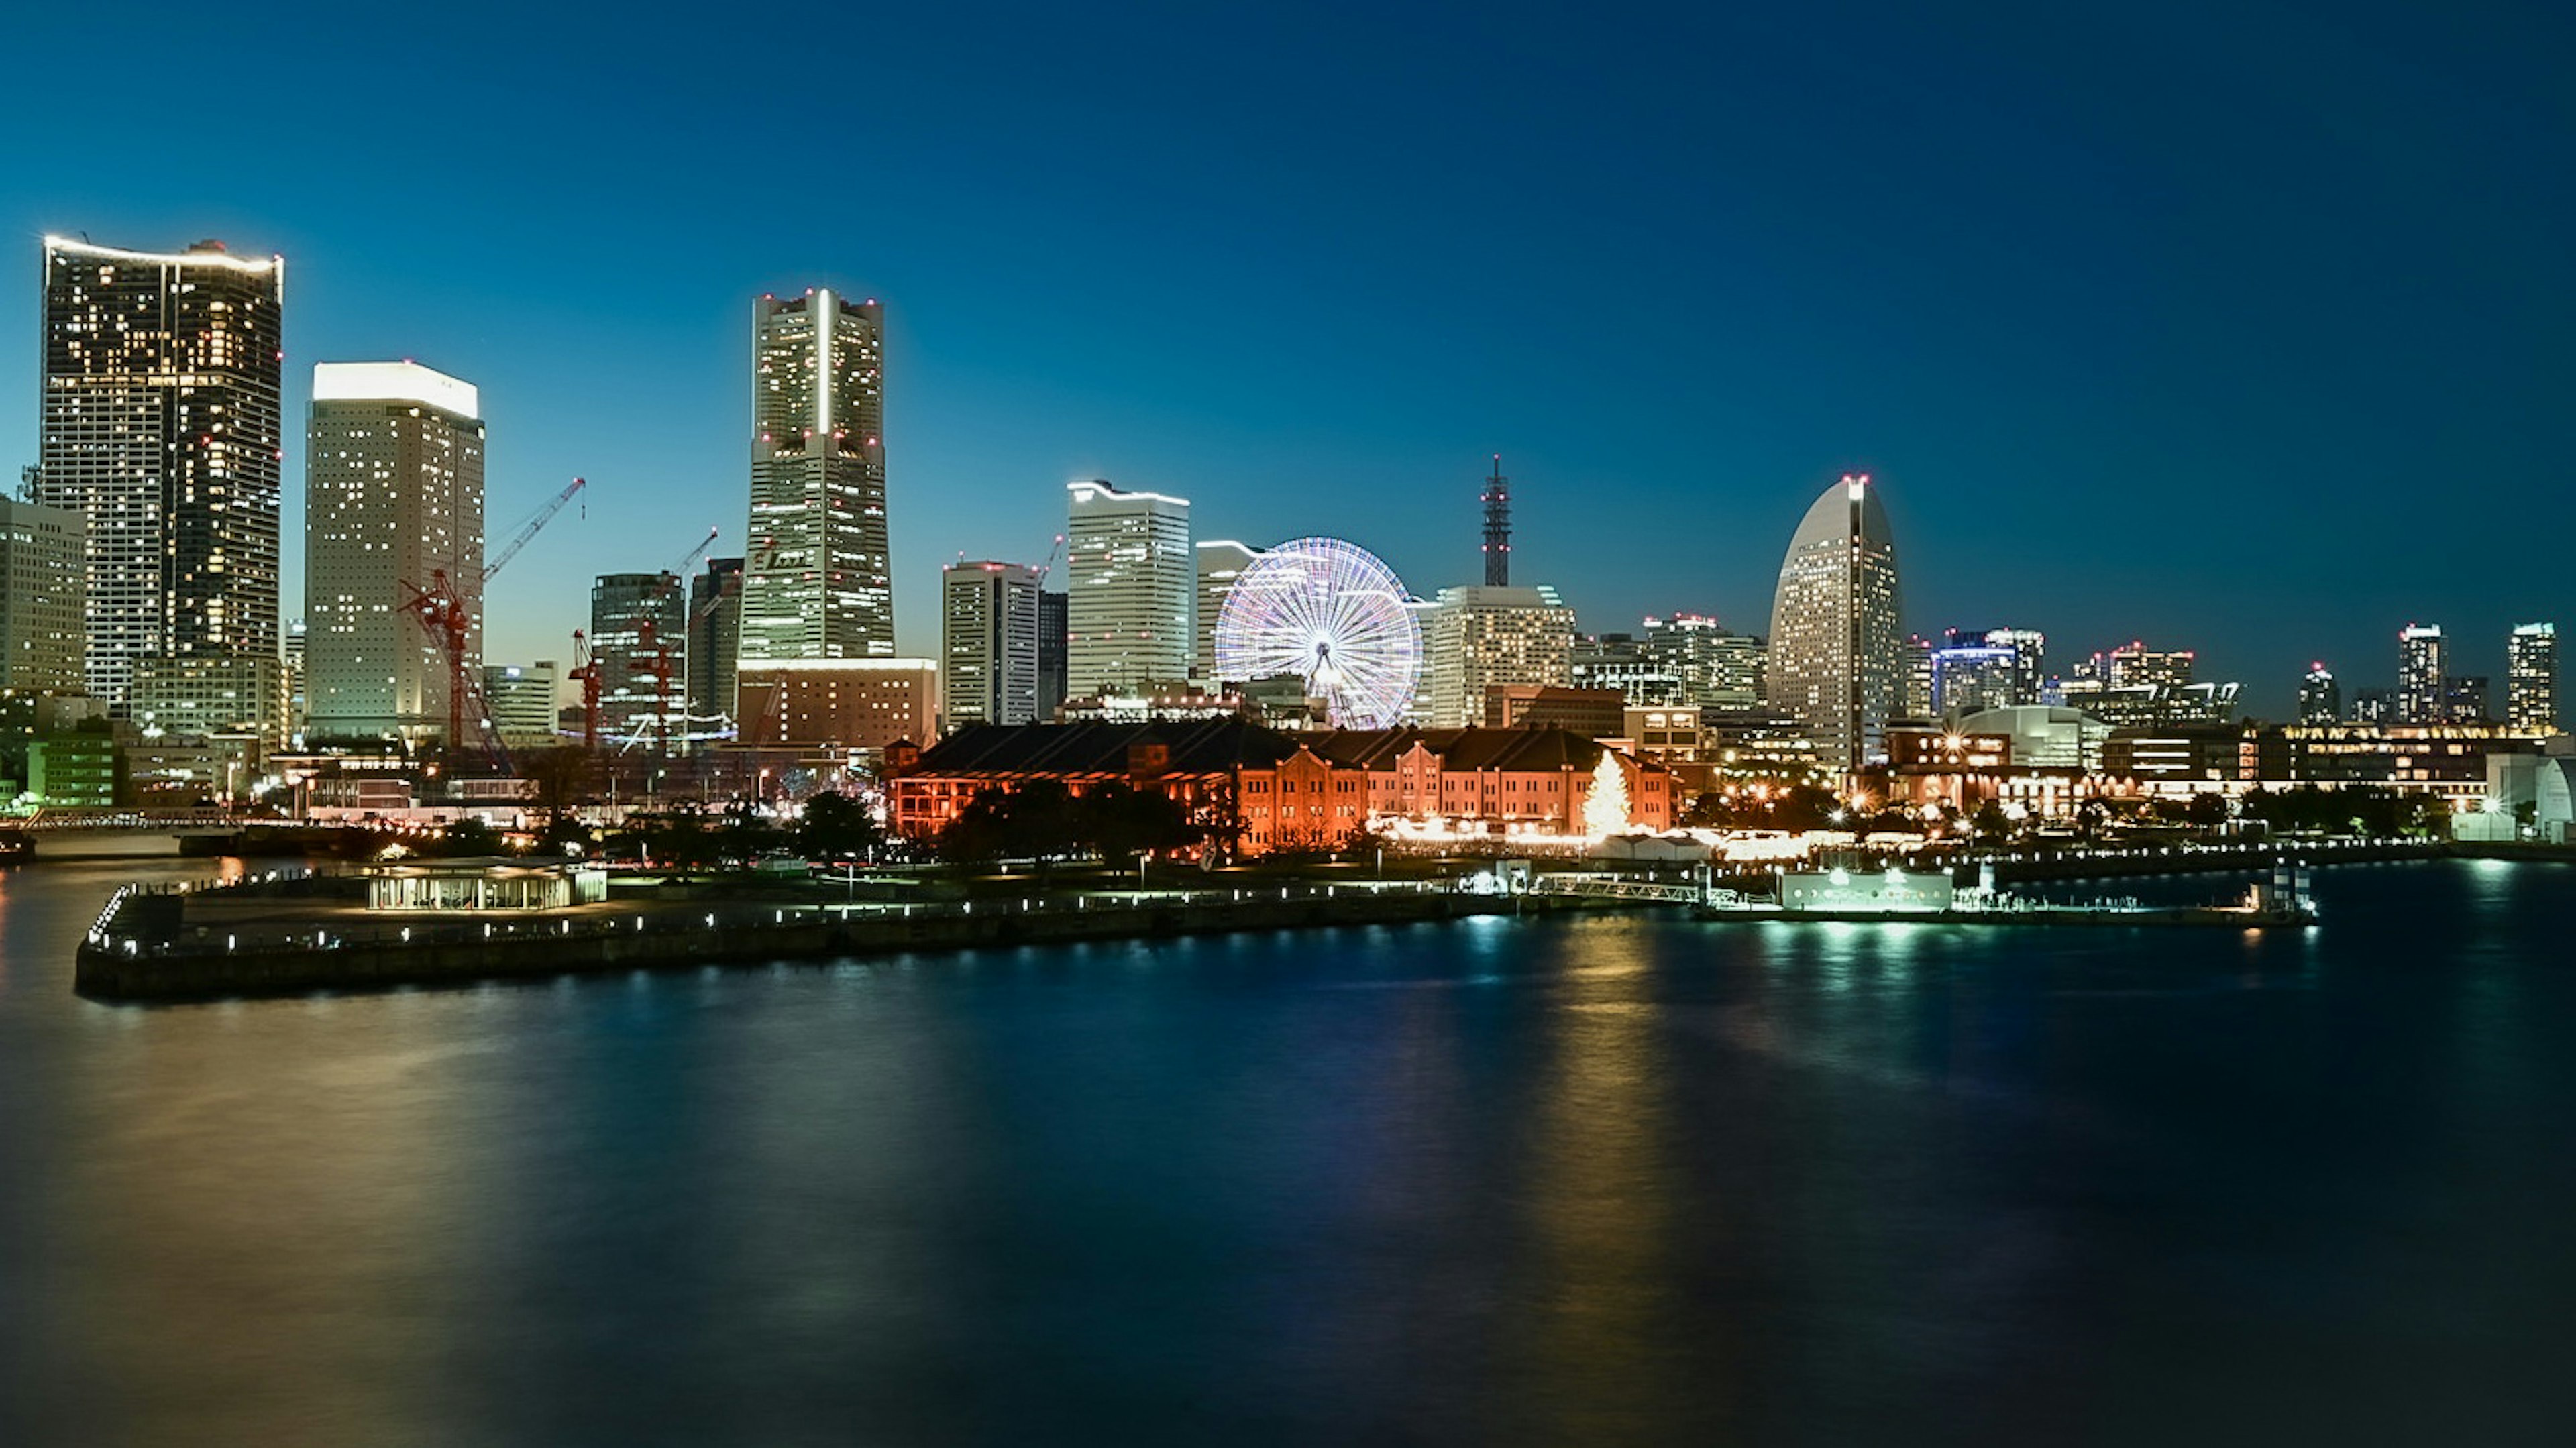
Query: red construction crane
[
  {"left": 623, "top": 526, "right": 720, "bottom": 756},
  {"left": 568, "top": 628, "right": 603, "bottom": 752},
  {"left": 400, "top": 476, "right": 587, "bottom": 769}
]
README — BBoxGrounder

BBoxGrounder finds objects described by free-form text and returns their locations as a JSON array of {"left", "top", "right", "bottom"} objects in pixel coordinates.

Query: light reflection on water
[{"left": 1, "top": 858, "right": 2573, "bottom": 1444}]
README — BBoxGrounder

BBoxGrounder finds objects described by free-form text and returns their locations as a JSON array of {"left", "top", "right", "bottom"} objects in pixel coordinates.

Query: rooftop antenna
[{"left": 1481, "top": 453, "right": 1511, "bottom": 587}]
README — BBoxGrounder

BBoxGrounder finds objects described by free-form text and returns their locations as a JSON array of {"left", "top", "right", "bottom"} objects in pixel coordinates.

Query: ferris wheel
[{"left": 1214, "top": 537, "right": 1421, "bottom": 729}]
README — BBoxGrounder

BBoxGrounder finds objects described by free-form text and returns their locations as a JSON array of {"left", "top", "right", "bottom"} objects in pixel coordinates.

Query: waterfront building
[
  {"left": 0, "top": 496, "right": 85, "bottom": 695},
  {"left": 687, "top": 557, "right": 743, "bottom": 738},
  {"left": 590, "top": 573, "right": 686, "bottom": 747},
  {"left": 26, "top": 726, "right": 118, "bottom": 807},
  {"left": 2299, "top": 663, "right": 2341, "bottom": 726},
  {"left": 1065, "top": 480, "right": 1193, "bottom": 697},
  {"left": 1194, "top": 541, "right": 1262, "bottom": 683},
  {"left": 1037, "top": 590, "right": 1069, "bottom": 720},
  {"left": 734, "top": 657, "right": 938, "bottom": 752},
  {"left": 2398, "top": 624, "right": 2446, "bottom": 724},
  {"left": 38, "top": 237, "right": 284, "bottom": 709},
  {"left": 2508, "top": 622, "right": 2557, "bottom": 734},
  {"left": 305, "top": 362, "right": 486, "bottom": 744},
  {"left": 885, "top": 718, "right": 1672, "bottom": 855},
  {"left": 128, "top": 655, "right": 288, "bottom": 757},
  {"left": 1421, "top": 586, "right": 1576, "bottom": 728},
  {"left": 482, "top": 662, "right": 561, "bottom": 750},
  {"left": 1765, "top": 474, "right": 1901, "bottom": 778},
  {"left": 738, "top": 289, "right": 892, "bottom": 663},
  {"left": 2055, "top": 677, "right": 2239, "bottom": 728},
  {"left": 942, "top": 561, "right": 1042, "bottom": 727},
  {"left": 1641, "top": 614, "right": 1764, "bottom": 709}
]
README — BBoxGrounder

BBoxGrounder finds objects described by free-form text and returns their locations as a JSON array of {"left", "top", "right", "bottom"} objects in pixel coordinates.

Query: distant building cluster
[{"left": 3, "top": 231, "right": 2565, "bottom": 847}]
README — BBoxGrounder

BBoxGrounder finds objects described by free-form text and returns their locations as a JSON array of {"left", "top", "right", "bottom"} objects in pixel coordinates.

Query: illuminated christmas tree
[{"left": 1584, "top": 750, "right": 1630, "bottom": 838}]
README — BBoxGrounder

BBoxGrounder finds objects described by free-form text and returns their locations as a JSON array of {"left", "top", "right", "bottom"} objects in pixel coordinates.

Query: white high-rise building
[
  {"left": 0, "top": 496, "right": 85, "bottom": 695},
  {"left": 1421, "top": 585, "right": 1576, "bottom": 728},
  {"left": 2397, "top": 624, "right": 2446, "bottom": 725},
  {"left": 2509, "top": 622, "right": 2557, "bottom": 734},
  {"left": 482, "top": 661, "right": 562, "bottom": 750},
  {"left": 38, "top": 237, "right": 284, "bottom": 709},
  {"left": 942, "top": 561, "right": 1042, "bottom": 727},
  {"left": 738, "top": 289, "right": 892, "bottom": 665},
  {"left": 1194, "top": 539, "right": 1262, "bottom": 683},
  {"left": 304, "top": 362, "right": 486, "bottom": 744},
  {"left": 1065, "top": 480, "right": 1191, "bottom": 697},
  {"left": 1765, "top": 474, "right": 1902, "bottom": 779}
]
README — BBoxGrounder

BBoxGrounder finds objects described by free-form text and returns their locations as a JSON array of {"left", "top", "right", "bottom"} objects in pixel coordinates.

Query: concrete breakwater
[{"left": 74, "top": 888, "right": 1593, "bottom": 1003}]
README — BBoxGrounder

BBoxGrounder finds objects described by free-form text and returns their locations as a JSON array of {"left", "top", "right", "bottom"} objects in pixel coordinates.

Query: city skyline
[{"left": 5, "top": 4, "right": 2573, "bottom": 714}]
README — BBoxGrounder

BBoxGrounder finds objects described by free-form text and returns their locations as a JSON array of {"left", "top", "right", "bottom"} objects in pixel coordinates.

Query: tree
[
  {"left": 1080, "top": 781, "right": 1193, "bottom": 862},
  {"left": 520, "top": 746, "right": 600, "bottom": 830},
  {"left": 1584, "top": 751, "right": 1631, "bottom": 838},
  {"left": 1972, "top": 800, "right": 2014, "bottom": 842},
  {"left": 796, "top": 790, "right": 888, "bottom": 862}
]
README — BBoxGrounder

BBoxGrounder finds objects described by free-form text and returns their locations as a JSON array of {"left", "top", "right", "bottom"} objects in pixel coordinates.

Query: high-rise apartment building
[
  {"left": 687, "top": 557, "right": 744, "bottom": 733},
  {"left": 1641, "top": 614, "right": 1766, "bottom": 710},
  {"left": 303, "top": 362, "right": 485, "bottom": 743},
  {"left": 38, "top": 237, "right": 283, "bottom": 708},
  {"left": 1065, "top": 480, "right": 1192, "bottom": 697},
  {"left": 1037, "top": 590, "right": 1069, "bottom": 721},
  {"left": 1900, "top": 634, "right": 1936, "bottom": 720},
  {"left": 482, "top": 661, "right": 561, "bottom": 750},
  {"left": 738, "top": 289, "right": 891, "bottom": 663},
  {"left": 590, "top": 573, "right": 686, "bottom": 746},
  {"left": 2298, "top": 663, "right": 2340, "bottom": 725},
  {"left": 1194, "top": 540, "right": 1262, "bottom": 683},
  {"left": 1571, "top": 633, "right": 1681, "bottom": 705},
  {"left": 2397, "top": 624, "right": 2446, "bottom": 725},
  {"left": 2078, "top": 641, "right": 2194, "bottom": 690},
  {"left": 1765, "top": 474, "right": 1901, "bottom": 777},
  {"left": 2443, "top": 675, "right": 2491, "bottom": 724},
  {"left": 2508, "top": 622, "right": 2557, "bottom": 734},
  {"left": 942, "top": 561, "right": 1042, "bottom": 727},
  {"left": 0, "top": 496, "right": 85, "bottom": 694},
  {"left": 1421, "top": 585, "right": 1576, "bottom": 728}
]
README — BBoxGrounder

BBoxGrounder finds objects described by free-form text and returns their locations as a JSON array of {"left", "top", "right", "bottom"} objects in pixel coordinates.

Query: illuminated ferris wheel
[{"left": 1214, "top": 537, "right": 1421, "bottom": 729}]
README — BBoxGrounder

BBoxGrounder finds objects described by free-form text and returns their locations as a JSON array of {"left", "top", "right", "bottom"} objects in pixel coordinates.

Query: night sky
[{"left": 5, "top": 1, "right": 2570, "bottom": 714}]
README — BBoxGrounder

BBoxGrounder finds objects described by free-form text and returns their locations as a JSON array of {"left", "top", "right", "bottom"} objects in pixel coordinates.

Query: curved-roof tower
[{"left": 1765, "top": 474, "right": 1902, "bottom": 781}]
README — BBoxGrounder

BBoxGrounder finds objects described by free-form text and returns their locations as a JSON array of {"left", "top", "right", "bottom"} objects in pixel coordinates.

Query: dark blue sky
[{"left": 7, "top": 0, "right": 2571, "bottom": 712}]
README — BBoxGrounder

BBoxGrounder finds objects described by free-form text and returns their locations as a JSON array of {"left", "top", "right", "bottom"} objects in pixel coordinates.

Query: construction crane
[
  {"left": 399, "top": 476, "right": 586, "bottom": 770},
  {"left": 1033, "top": 531, "right": 1066, "bottom": 584},
  {"left": 568, "top": 629, "right": 603, "bottom": 752},
  {"left": 628, "top": 526, "right": 720, "bottom": 757}
]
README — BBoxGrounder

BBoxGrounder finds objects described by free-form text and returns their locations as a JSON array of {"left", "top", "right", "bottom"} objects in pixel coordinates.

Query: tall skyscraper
[
  {"left": 1765, "top": 474, "right": 1901, "bottom": 778},
  {"left": 0, "top": 496, "right": 85, "bottom": 694},
  {"left": 591, "top": 573, "right": 686, "bottom": 746},
  {"left": 2298, "top": 663, "right": 2340, "bottom": 725},
  {"left": 738, "top": 289, "right": 891, "bottom": 663},
  {"left": 1065, "top": 480, "right": 1191, "bottom": 697},
  {"left": 38, "top": 237, "right": 283, "bottom": 708},
  {"left": 942, "top": 561, "right": 1042, "bottom": 726},
  {"left": 1194, "top": 539, "right": 1262, "bottom": 683},
  {"left": 1037, "top": 590, "right": 1069, "bottom": 720},
  {"left": 2508, "top": 622, "right": 2557, "bottom": 734},
  {"left": 1421, "top": 585, "right": 1576, "bottom": 728},
  {"left": 2397, "top": 624, "right": 2446, "bottom": 724},
  {"left": 1481, "top": 455, "right": 1511, "bottom": 586},
  {"left": 687, "top": 557, "right": 744, "bottom": 734},
  {"left": 304, "top": 362, "right": 486, "bottom": 743},
  {"left": 1640, "top": 614, "right": 1765, "bottom": 709}
]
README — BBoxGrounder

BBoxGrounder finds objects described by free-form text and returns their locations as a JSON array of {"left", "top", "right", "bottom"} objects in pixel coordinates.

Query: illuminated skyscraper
[
  {"left": 2298, "top": 663, "right": 2340, "bottom": 725},
  {"left": 687, "top": 557, "right": 744, "bottom": 736},
  {"left": 738, "top": 289, "right": 891, "bottom": 667},
  {"left": 2397, "top": 624, "right": 2445, "bottom": 725},
  {"left": 591, "top": 573, "right": 685, "bottom": 746},
  {"left": 38, "top": 236, "right": 283, "bottom": 708},
  {"left": 304, "top": 362, "right": 485, "bottom": 743},
  {"left": 1194, "top": 539, "right": 1261, "bottom": 683},
  {"left": 942, "top": 561, "right": 1041, "bottom": 726},
  {"left": 1065, "top": 480, "right": 1191, "bottom": 697},
  {"left": 1765, "top": 474, "right": 1901, "bottom": 778},
  {"left": 1421, "top": 586, "right": 1576, "bottom": 728},
  {"left": 2508, "top": 622, "right": 2557, "bottom": 734},
  {"left": 0, "top": 496, "right": 85, "bottom": 694}
]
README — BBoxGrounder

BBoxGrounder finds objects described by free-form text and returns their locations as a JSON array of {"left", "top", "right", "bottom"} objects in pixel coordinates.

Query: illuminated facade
[
  {"left": 687, "top": 557, "right": 743, "bottom": 736},
  {"left": 1764, "top": 474, "right": 1901, "bottom": 778},
  {"left": 38, "top": 237, "right": 283, "bottom": 708},
  {"left": 2508, "top": 622, "right": 2557, "bottom": 734},
  {"left": 2397, "top": 624, "right": 2445, "bottom": 725},
  {"left": 1643, "top": 614, "right": 1764, "bottom": 708},
  {"left": 0, "top": 497, "right": 85, "bottom": 694},
  {"left": 129, "top": 655, "right": 288, "bottom": 756},
  {"left": 1065, "top": 480, "right": 1192, "bottom": 696},
  {"left": 482, "top": 661, "right": 561, "bottom": 750},
  {"left": 943, "top": 561, "right": 1042, "bottom": 727},
  {"left": 2298, "top": 663, "right": 2340, "bottom": 725},
  {"left": 590, "top": 573, "right": 685, "bottom": 746},
  {"left": 739, "top": 290, "right": 892, "bottom": 667},
  {"left": 305, "top": 363, "right": 485, "bottom": 744},
  {"left": 1422, "top": 586, "right": 1576, "bottom": 728},
  {"left": 1194, "top": 539, "right": 1262, "bottom": 683},
  {"left": 735, "top": 657, "right": 939, "bottom": 751}
]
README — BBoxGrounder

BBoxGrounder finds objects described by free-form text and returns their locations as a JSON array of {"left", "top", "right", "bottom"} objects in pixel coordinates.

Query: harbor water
[{"left": 3, "top": 856, "right": 2571, "bottom": 1445}]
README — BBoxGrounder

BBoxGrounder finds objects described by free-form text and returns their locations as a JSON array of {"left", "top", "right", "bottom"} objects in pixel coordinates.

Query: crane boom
[{"left": 484, "top": 476, "right": 587, "bottom": 584}]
